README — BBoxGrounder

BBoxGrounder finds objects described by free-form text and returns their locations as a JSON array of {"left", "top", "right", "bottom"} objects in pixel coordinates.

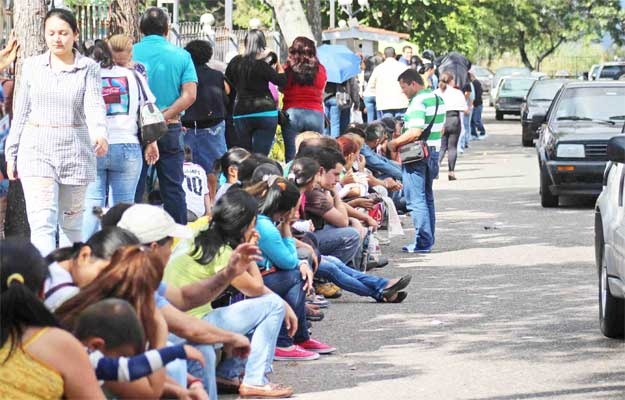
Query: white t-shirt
[
  {"left": 435, "top": 87, "right": 468, "bottom": 113},
  {"left": 183, "top": 162, "right": 209, "bottom": 217},
  {"left": 44, "top": 262, "right": 79, "bottom": 312},
  {"left": 101, "top": 65, "right": 156, "bottom": 144}
]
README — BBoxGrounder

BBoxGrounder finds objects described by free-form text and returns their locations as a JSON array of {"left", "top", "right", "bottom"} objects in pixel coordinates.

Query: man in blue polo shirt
[{"left": 134, "top": 7, "right": 198, "bottom": 224}]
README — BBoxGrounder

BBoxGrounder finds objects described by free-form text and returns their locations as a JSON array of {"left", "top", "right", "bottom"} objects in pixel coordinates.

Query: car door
[{"left": 608, "top": 162, "right": 625, "bottom": 280}]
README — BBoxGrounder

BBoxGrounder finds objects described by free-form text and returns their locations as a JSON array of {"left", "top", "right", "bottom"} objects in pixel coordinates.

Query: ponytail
[{"left": 1, "top": 240, "right": 59, "bottom": 362}]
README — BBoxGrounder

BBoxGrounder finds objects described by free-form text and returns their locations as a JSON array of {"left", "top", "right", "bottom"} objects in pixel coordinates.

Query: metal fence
[{"left": 75, "top": 4, "right": 109, "bottom": 44}]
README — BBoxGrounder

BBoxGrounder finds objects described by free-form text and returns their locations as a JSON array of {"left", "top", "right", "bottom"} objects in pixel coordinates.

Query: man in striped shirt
[{"left": 388, "top": 69, "right": 446, "bottom": 253}]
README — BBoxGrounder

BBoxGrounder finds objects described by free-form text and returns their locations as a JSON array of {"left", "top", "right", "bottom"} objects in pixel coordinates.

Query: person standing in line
[
  {"left": 182, "top": 40, "right": 229, "bottom": 177},
  {"left": 470, "top": 72, "right": 486, "bottom": 139},
  {"left": 281, "top": 36, "right": 327, "bottom": 162},
  {"left": 435, "top": 72, "right": 467, "bottom": 181},
  {"left": 5, "top": 9, "right": 108, "bottom": 256},
  {"left": 366, "top": 47, "right": 409, "bottom": 119},
  {"left": 81, "top": 40, "right": 159, "bottom": 240},
  {"left": 362, "top": 55, "right": 383, "bottom": 123},
  {"left": 323, "top": 75, "right": 359, "bottom": 138},
  {"left": 398, "top": 45, "right": 413, "bottom": 66},
  {"left": 226, "top": 30, "right": 286, "bottom": 155},
  {"left": 387, "top": 69, "right": 446, "bottom": 254},
  {"left": 133, "top": 7, "right": 198, "bottom": 225},
  {"left": 459, "top": 73, "right": 474, "bottom": 152}
]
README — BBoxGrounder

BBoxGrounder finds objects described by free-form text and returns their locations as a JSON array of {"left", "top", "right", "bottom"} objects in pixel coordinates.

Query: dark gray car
[{"left": 520, "top": 79, "right": 569, "bottom": 147}]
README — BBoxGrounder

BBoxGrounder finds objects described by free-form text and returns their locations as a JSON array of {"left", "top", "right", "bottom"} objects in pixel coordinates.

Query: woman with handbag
[
  {"left": 81, "top": 40, "right": 159, "bottom": 239},
  {"left": 5, "top": 9, "right": 108, "bottom": 256},
  {"left": 281, "top": 37, "right": 327, "bottom": 162},
  {"left": 225, "top": 30, "right": 286, "bottom": 155},
  {"left": 435, "top": 72, "right": 467, "bottom": 180}
]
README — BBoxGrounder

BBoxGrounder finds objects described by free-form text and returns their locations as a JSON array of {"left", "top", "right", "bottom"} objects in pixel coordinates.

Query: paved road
[{"left": 265, "top": 107, "right": 625, "bottom": 399}]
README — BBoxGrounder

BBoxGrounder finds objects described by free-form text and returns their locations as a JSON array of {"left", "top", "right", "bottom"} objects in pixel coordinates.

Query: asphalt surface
[{"left": 261, "top": 106, "right": 625, "bottom": 399}]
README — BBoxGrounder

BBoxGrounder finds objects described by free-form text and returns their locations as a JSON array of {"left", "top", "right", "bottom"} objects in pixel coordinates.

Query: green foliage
[{"left": 233, "top": 0, "right": 273, "bottom": 29}]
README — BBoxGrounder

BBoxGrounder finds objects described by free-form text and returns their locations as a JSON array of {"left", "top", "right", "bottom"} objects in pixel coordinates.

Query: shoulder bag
[
  {"left": 132, "top": 71, "right": 168, "bottom": 145},
  {"left": 398, "top": 95, "right": 440, "bottom": 165}
]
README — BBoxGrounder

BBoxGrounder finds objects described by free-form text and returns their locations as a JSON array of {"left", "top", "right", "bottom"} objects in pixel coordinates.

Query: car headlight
[{"left": 556, "top": 144, "right": 585, "bottom": 158}]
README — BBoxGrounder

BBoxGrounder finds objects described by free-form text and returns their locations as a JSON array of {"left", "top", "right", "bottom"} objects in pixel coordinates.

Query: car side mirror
[
  {"left": 607, "top": 136, "right": 625, "bottom": 163},
  {"left": 532, "top": 114, "right": 546, "bottom": 125}
]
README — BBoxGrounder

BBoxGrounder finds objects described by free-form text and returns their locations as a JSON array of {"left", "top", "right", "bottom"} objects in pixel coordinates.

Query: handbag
[
  {"left": 398, "top": 95, "right": 440, "bottom": 165},
  {"left": 133, "top": 71, "right": 168, "bottom": 145}
]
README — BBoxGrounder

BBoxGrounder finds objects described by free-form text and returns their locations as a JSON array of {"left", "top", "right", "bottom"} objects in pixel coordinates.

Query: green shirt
[
  {"left": 164, "top": 245, "right": 233, "bottom": 319},
  {"left": 403, "top": 88, "right": 446, "bottom": 150}
]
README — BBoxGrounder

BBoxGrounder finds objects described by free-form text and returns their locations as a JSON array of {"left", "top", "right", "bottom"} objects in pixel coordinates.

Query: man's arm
[
  {"left": 388, "top": 127, "right": 423, "bottom": 151},
  {"left": 322, "top": 189, "right": 349, "bottom": 227},
  {"left": 362, "top": 149, "right": 403, "bottom": 181},
  {"left": 162, "top": 82, "right": 197, "bottom": 122}
]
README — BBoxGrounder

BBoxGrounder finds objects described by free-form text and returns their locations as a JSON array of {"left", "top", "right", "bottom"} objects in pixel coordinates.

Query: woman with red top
[{"left": 281, "top": 37, "right": 327, "bottom": 162}]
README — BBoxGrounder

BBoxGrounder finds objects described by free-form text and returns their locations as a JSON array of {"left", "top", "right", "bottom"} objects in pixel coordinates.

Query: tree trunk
[
  {"left": 109, "top": 0, "right": 141, "bottom": 43},
  {"left": 517, "top": 30, "right": 534, "bottom": 71},
  {"left": 265, "top": 0, "right": 314, "bottom": 45},
  {"left": 533, "top": 36, "right": 565, "bottom": 72},
  {"left": 13, "top": 0, "right": 47, "bottom": 86},
  {"left": 304, "top": 0, "right": 322, "bottom": 44}
]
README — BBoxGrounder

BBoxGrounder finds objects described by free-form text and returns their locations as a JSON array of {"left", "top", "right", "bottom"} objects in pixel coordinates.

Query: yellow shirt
[
  {"left": 164, "top": 245, "right": 233, "bottom": 318},
  {"left": 0, "top": 328, "right": 64, "bottom": 400}
]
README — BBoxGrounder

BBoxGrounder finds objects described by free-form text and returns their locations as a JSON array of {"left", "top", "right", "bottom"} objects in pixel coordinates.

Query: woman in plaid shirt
[{"left": 5, "top": 9, "right": 107, "bottom": 256}]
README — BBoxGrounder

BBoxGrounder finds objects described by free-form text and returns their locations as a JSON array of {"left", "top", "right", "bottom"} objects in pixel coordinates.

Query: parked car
[
  {"left": 588, "top": 64, "right": 601, "bottom": 81},
  {"left": 594, "top": 135, "right": 625, "bottom": 338},
  {"left": 489, "top": 66, "right": 530, "bottom": 106},
  {"left": 595, "top": 62, "right": 625, "bottom": 81},
  {"left": 471, "top": 65, "right": 493, "bottom": 92},
  {"left": 494, "top": 76, "right": 537, "bottom": 120},
  {"left": 520, "top": 79, "right": 569, "bottom": 147},
  {"left": 536, "top": 81, "right": 625, "bottom": 207}
]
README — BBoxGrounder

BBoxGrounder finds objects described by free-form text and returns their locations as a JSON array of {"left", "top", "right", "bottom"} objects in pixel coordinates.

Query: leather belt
[{"left": 261, "top": 267, "right": 277, "bottom": 277}]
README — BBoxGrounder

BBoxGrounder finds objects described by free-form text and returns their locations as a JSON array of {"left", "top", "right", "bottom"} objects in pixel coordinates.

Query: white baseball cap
[{"left": 117, "top": 204, "right": 193, "bottom": 244}]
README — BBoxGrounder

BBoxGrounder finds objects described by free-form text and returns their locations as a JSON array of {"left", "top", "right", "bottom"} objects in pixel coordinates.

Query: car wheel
[
  {"left": 495, "top": 111, "right": 503, "bottom": 121},
  {"left": 539, "top": 164, "right": 558, "bottom": 207},
  {"left": 522, "top": 129, "right": 533, "bottom": 147},
  {"left": 599, "top": 245, "right": 624, "bottom": 338}
]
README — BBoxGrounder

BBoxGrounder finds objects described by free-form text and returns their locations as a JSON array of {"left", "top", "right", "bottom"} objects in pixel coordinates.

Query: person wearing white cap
[{"left": 118, "top": 204, "right": 256, "bottom": 399}]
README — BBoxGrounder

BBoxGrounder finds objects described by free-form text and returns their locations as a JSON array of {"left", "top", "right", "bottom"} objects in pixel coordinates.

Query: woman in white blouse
[
  {"left": 5, "top": 9, "right": 108, "bottom": 255},
  {"left": 435, "top": 72, "right": 467, "bottom": 180}
]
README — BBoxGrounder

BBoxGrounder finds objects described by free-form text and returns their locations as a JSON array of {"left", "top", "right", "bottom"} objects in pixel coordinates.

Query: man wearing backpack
[
  {"left": 323, "top": 76, "right": 359, "bottom": 137},
  {"left": 366, "top": 47, "right": 409, "bottom": 119}
]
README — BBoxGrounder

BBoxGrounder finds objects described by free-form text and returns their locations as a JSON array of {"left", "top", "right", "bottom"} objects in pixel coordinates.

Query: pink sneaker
[
  {"left": 296, "top": 338, "right": 336, "bottom": 354},
  {"left": 274, "top": 345, "right": 320, "bottom": 361}
]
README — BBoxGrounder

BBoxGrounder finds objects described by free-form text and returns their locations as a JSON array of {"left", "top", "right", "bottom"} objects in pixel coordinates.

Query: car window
[
  {"left": 599, "top": 65, "right": 625, "bottom": 80},
  {"left": 528, "top": 81, "right": 565, "bottom": 101},
  {"left": 501, "top": 79, "right": 535, "bottom": 91},
  {"left": 553, "top": 87, "right": 625, "bottom": 124}
]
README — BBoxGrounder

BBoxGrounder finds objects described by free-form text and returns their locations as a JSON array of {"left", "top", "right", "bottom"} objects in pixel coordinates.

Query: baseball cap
[{"left": 117, "top": 204, "right": 193, "bottom": 244}]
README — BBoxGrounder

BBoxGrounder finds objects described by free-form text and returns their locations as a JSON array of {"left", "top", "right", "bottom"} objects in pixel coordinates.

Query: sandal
[
  {"left": 239, "top": 382, "right": 294, "bottom": 398},
  {"left": 379, "top": 275, "right": 412, "bottom": 302},
  {"left": 306, "top": 303, "right": 324, "bottom": 321},
  {"left": 216, "top": 376, "right": 241, "bottom": 394}
]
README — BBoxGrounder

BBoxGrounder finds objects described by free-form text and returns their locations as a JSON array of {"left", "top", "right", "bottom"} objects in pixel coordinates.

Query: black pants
[{"left": 440, "top": 112, "right": 461, "bottom": 172}]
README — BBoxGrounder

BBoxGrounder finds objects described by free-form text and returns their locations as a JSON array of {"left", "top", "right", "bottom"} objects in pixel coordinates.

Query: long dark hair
[
  {"left": 192, "top": 189, "right": 258, "bottom": 265},
  {"left": 45, "top": 226, "right": 140, "bottom": 265},
  {"left": 288, "top": 157, "right": 320, "bottom": 188},
  {"left": 246, "top": 176, "right": 300, "bottom": 216},
  {"left": 286, "top": 36, "right": 319, "bottom": 85},
  {"left": 55, "top": 246, "right": 163, "bottom": 341},
  {"left": 86, "top": 39, "right": 114, "bottom": 69},
  {"left": 1, "top": 240, "right": 59, "bottom": 362}
]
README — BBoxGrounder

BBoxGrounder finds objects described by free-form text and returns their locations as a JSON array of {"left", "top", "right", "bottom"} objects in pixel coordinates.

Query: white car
[{"left": 595, "top": 134, "right": 625, "bottom": 338}]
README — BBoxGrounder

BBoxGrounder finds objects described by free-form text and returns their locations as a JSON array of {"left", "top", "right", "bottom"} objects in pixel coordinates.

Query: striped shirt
[{"left": 403, "top": 89, "right": 446, "bottom": 150}]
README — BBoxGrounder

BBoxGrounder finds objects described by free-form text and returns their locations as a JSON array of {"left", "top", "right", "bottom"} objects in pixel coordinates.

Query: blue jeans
[
  {"left": 312, "top": 225, "right": 361, "bottom": 266},
  {"left": 471, "top": 104, "right": 486, "bottom": 136},
  {"left": 378, "top": 108, "right": 406, "bottom": 120},
  {"left": 169, "top": 335, "right": 218, "bottom": 400},
  {"left": 324, "top": 97, "right": 350, "bottom": 138},
  {"left": 283, "top": 108, "right": 324, "bottom": 162},
  {"left": 316, "top": 255, "right": 388, "bottom": 300},
  {"left": 263, "top": 269, "right": 308, "bottom": 348},
  {"left": 233, "top": 116, "right": 278, "bottom": 155},
  {"left": 363, "top": 96, "right": 377, "bottom": 124},
  {"left": 402, "top": 149, "right": 439, "bottom": 250},
  {"left": 461, "top": 110, "right": 472, "bottom": 149},
  {"left": 183, "top": 121, "right": 227, "bottom": 174},
  {"left": 82, "top": 143, "right": 142, "bottom": 240},
  {"left": 156, "top": 123, "right": 187, "bottom": 224}
]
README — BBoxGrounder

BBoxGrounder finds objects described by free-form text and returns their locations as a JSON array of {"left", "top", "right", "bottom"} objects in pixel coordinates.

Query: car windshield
[
  {"left": 554, "top": 87, "right": 625, "bottom": 125},
  {"left": 599, "top": 65, "right": 625, "bottom": 80},
  {"left": 501, "top": 79, "right": 535, "bottom": 92},
  {"left": 528, "top": 81, "right": 564, "bottom": 101}
]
